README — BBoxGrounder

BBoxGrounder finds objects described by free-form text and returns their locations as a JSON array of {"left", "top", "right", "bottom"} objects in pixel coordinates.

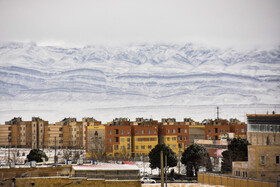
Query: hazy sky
[{"left": 0, "top": 0, "right": 279, "bottom": 48}]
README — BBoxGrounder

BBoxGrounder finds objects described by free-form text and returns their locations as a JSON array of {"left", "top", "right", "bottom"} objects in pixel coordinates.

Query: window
[
  {"left": 215, "top": 128, "right": 218, "bottom": 133},
  {"left": 276, "top": 156, "right": 280, "bottom": 164},
  {"left": 136, "top": 130, "right": 139, "bottom": 134},
  {"left": 121, "top": 130, "right": 124, "bottom": 134},
  {"left": 154, "top": 130, "right": 157, "bottom": 134},
  {"left": 178, "top": 136, "right": 182, "bottom": 141},
  {"left": 114, "top": 145, "right": 118, "bottom": 150},
  {"left": 172, "top": 129, "right": 176, "bottom": 133},
  {"left": 141, "top": 138, "right": 145, "bottom": 141},
  {"left": 220, "top": 129, "right": 223, "bottom": 133},
  {"left": 59, "top": 134, "right": 63, "bottom": 137},
  {"left": 260, "top": 156, "right": 265, "bottom": 165},
  {"left": 136, "top": 146, "right": 139, "bottom": 149},
  {"left": 167, "top": 129, "right": 170, "bottom": 133},
  {"left": 236, "top": 129, "right": 239, "bottom": 133},
  {"left": 178, "top": 143, "right": 182, "bottom": 148},
  {"left": 121, "top": 146, "right": 125, "bottom": 150},
  {"left": 127, "top": 138, "right": 130, "bottom": 142},
  {"left": 114, "top": 137, "right": 119, "bottom": 142},
  {"left": 114, "top": 129, "right": 119, "bottom": 134},
  {"left": 121, "top": 138, "right": 124, "bottom": 142},
  {"left": 127, "top": 144, "right": 130, "bottom": 149},
  {"left": 208, "top": 130, "right": 211, "bottom": 133},
  {"left": 172, "top": 145, "right": 176, "bottom": 149},
  {"left": 154, "top": 138, "right": 157, "bottom": 141},
  {"left": 241, "top": 129, "right": 245, "bottom": 133},
  {"left": 127, "top": 130, "right": 130, "bottom": 134},
  {"left": 136, "top": 138, "right": 139, "bottom": 141},
  {"left": 148, "top": 130, "right": 151, "bottom": 134},
  {"left": 141, "top": 130, "right": 145, "bottom": 134},
  {"left": 141, "top": 145, "right": 145, "bottom": 149},
  {"left": 172, "top": 137, "right": 176, "bottom": 141},
  {"left": 226, "top": 129, "right": 228, "bottom": 132},
  {"left": 109, "top": 130, "right": 112, "bottom": 135},
  {"left": 184, "top": 129, "right": 187, "bottom": 133},
  {"left": 185, "top": 145, "right": 188, "bottom": 149},
  {"left": 178, "top": 128, "right": 182, "bottom": 133},
  {"left": 148, "top": 145, "right": 152, "bottom": 149},
  {"left": 167, "top": 137, "right": 170, "bottom": 141},
  {"left": 184, "top": 137, "right": 187, "bottom": 141},
  {"left": 148, "top": 138, "right": 152, "bottom": 141}
]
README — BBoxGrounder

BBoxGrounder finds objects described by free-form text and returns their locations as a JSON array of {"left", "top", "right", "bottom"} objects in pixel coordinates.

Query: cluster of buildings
[{"left": 0, "top": 116, "right": 246, "bottom": 160}]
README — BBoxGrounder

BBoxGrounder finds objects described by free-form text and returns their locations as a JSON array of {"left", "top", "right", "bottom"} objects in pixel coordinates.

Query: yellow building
[
  {"left": 86, "top": 125, "right": 105, "bottom": 159},
  {"left": 158, "top": 119, "right": 189, "bottom": 156}
]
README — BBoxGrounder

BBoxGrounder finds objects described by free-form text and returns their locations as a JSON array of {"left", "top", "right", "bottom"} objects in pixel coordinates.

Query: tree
[
  {"left": 221, "top": 137, "right": 249, "bottom": 173},
  {"left": 148, "top": 144, "right": 177, "bottom": 170},
  {"left": 181, "top": 144, "right": 212, "bottom": 177},
  {"left": 27, "top": 149, "right": 48, "bottom": 162}
]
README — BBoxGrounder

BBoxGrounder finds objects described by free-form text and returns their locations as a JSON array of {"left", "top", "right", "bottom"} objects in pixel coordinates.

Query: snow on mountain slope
[{"left": 0, "top": 42, "right": 279, "bottom": 123}]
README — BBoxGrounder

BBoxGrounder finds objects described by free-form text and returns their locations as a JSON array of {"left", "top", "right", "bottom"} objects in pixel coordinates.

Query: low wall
[
  {"left": 15, "top": 177, "right": 140, "bottom": 187},
  {"left": 198, "top": 173, "right": 277, "bottom": 187},
  {"left": 0, "top": 166, "right": 71, "bottom": 180}
]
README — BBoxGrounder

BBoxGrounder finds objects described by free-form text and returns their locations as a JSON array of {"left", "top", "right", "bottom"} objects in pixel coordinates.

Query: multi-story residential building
[
  {"left": 86, "top": 123, "right": 105, "bottom": 159},
  {"left": 233, "top": 113, "right": 280, "bottom": 181},
  {"left": 44, "top": 123, "right": 63, "bottom": 148},
  {"left": 105, "top": 118, "right": 132, "bottom": 158},
  {"left": 56, "top": 118, "right": 86, "bottom": 149},
  {"left": 0, "top": 124, "right": 11, "bottom": 147},
  {"left": 204, "top": 119, "right": 247, "bottom": 140},
  {"left": 158, "top": 118, "right": 189, "bottom": 156},
  {"left": 5, "top": 117, "right": 48, "bottom": 149},
  {"left": 131, "top": 118, "right": 158, "bottom": 157}
]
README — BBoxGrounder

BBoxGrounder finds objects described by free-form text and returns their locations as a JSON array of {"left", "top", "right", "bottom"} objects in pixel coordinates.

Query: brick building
[
  {"left": 131, "top": 118, "right": 158, "bottom": 157},
  {"left": 158, "top": 118, "right": 189, "bottom": 156},
  {"left": 204, "top": 119, "right": 246, "bottom": 140},
  {"left": 105, "top": 118, "right": 132, "bottom": 158}
]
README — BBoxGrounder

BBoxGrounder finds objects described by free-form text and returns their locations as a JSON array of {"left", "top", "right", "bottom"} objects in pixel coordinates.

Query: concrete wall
[
  {"left": 14, "top": 177, "right": 140, "bottom": 187},
  {"left": 198, "top": 173, "right": 277, "bottom": 187}
]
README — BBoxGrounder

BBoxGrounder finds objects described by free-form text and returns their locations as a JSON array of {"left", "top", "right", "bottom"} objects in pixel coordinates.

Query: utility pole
[
  {"left": 54, "top": 137, "right": 57, "bottom": 164},
  {"left": 165, "top": 155, "right": 167, "bottom": 187},
  {"left": 217, "top": 106, "right": 220, "bottom": 120},
  {"left": 161, "top": 151, "right": 164, "bottom": 187}
]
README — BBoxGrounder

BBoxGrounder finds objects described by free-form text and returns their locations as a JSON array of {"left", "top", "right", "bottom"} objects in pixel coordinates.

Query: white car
[{"left": 141, "top": 177, "right": 156, "bottom": 183}]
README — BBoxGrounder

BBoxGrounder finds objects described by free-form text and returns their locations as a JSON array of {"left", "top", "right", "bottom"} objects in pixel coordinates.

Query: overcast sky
[{"left": 0, "top": 0, "right": 279, "bottom": 49}]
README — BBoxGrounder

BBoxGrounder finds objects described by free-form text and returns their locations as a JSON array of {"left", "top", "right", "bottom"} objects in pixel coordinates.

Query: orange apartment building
[
  {"left": 204, "top": 119, "right": 247, "bottom": 140},
  {"left": 105, "top": 118, "right": 132, "bottom": 158},
  {"left": 158, "top": 118, "right": 189, "bottom": 156},
  {"left": 131, "top": 118, "right": 158, "bottom": 157}
]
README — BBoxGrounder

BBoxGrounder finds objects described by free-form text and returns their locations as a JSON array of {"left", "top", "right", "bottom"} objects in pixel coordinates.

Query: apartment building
[
  {"left": 233, "top": 113, "right": 280, "bottom": 180},
  {"left": 0, "top": 124, "right": 11, "bottom": 147},
  {"left": 44, "top": 123, "right": 63, "bottom": 148},
  {"left": 105, "top": 118, "right": 132, "bottom": 158},
  {"left": 86, "top": 124, "right": 105, "bottom": 158},
  {"left": 131, "top": 118, "right": 158, "bottom": 157},
  {"left": 204, "top": 119, "right": 247, "bottom": 140},
  {"left": 5, "top": 117, "right": 48, "bottom": 149},
  {"left": 158, "top": 118, "right": 189, "bottom": 156}
]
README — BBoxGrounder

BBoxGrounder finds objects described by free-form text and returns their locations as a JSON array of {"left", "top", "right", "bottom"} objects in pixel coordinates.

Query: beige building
[
  {"left": 5, "top": 117, "right": 48, "bottom": 149},
  {"left": 44, "top": 123, "right": 63, "bottom": 148},
  {"left": 0, "top": 124, "right": 11, "bottom": 147},
  {"left": 232, "top": 113, "right": 280, "bottom": 181},
  {"left": 86, "top": 125, "right": 105, "bottom": 159}
]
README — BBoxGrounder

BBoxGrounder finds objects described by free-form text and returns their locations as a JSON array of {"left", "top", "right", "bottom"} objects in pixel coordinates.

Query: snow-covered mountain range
[{"left": 0, "top": 42, "right": 279, "bottom": 123}]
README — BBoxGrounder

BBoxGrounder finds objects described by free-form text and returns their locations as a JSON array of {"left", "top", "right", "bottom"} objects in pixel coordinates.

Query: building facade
[
  {"left": 233, "top": 113, "right": 280, "bottom": 180},
  {"left": 158, "top": 119, "right": 189, "bottom": 156}
]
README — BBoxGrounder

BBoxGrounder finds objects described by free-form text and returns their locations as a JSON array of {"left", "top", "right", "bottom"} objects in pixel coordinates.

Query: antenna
[{"left": 216, "top": 106, "right": 219, "bottom": 120}]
